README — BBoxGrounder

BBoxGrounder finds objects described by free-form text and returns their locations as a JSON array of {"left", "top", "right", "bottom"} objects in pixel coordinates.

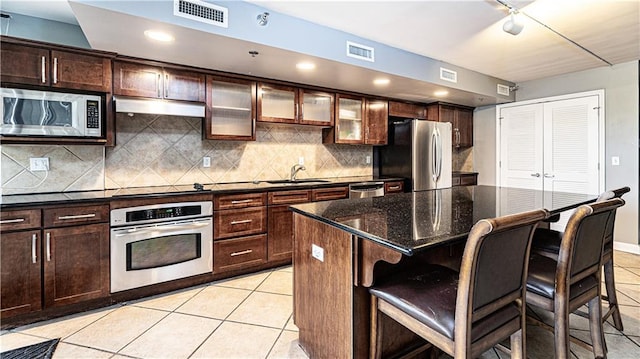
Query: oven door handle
[{"left": 113, "top": 219, "right": 211, "bottom": 236}]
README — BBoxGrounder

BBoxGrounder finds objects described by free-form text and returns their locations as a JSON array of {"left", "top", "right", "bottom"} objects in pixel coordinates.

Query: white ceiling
[{"left": 1, "top": 0, "right": 639, "bottom": 105}]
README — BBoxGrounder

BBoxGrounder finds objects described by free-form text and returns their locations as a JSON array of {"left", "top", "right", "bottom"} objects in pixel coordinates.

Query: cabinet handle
[
  {"left": 295, "top": 103, "right": 299, "bottom": 120},
  {"left": 164, "top": 73, "right": 169, "bottom": 98},
  {"left": 0, "top": 218, "right": 25, "bottom": 224},
  {"left": 53, "top": 57, "right": 58, "bottom": 84},
  {"left": 32, "top": 233, "right": 37, "bottom": 264},
  {"left": 58, "top": 213, "right": 96, "bottom": 220},
  {"left": 157, "top": 73, "right": 162, "bottom": 98},
  {"left": 530, "top": 173, "right": 541, "bottom": 178},
  {"left": 455, "top": 128, "right": 460, "bottom": 146},
  {"left": 230, "top": 219, "right": 252, "bottom": 225},
  {"left": 230, "top": 249, "right": 253, "bottom": 257},
  {"left": 231, "top": 199, "right": 253, "bottom": 204},
  {"left": 300, "top": 103, "right": 304, "bottom": 120},
  {"left": 388, "top": 186, "right": 400, "bottom": 190},
  {"left": 46, "top": 232, "right": 51, "bottom": 262},
  {"left": 41, "top": 56, "right": 46, "bottom": 83},
  {"left": 544, "top": 173, "right": 555, "bottom": 178}
]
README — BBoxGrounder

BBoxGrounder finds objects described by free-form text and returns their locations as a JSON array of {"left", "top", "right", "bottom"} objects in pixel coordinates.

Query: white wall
[{"left": 474, "top": 61, "right": 639, "bottom": 251}]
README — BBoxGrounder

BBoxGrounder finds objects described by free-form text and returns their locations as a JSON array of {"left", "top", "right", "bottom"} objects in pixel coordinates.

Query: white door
[
  {"left": 542, "top": 96, "right": 600, "bottom": 195},
  {"left": 499, "top": 103, "right": 544, "bottom": 190}
]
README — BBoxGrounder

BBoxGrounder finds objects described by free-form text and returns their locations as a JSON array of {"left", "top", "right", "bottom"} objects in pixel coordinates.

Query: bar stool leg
[
  {"left": 603, "top": 258, "right": 624, "bottom": 331},
  {"left": 554, "top": 298, "right": 571, "bottom": 359},
  {"left": 589, "top": 295, "right": 607, "bottom": 358}
]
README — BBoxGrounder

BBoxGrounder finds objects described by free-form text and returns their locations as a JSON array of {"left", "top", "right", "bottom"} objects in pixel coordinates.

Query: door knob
[{"left": 530, "top": 173, "right": 541, "bottom": 177}]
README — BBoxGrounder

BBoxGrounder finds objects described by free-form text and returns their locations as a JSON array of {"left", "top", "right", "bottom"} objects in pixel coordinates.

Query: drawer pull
[
  {"left": 231, "top": 199, "right": 254, "bottom": 204},
  {"left": 46, "top": 232, "right": 51, "bottom": 262},
  {"left": 230, "top": 249, "right": 253, "bottom": 257},
  {"left": 53, "top": 57, "right": 58, "bottom": 84},
  {"left": 388, "top": 186, "right": 400, "bottom": 190},
  {"left": 32, "top": 234, "right": 37, "bottom": 264},
  {"left": 41, "top": 56, "right": 46, "bottom": 83},
  {"left": 58, "top": 213, "right": 96, "bottom": 220},
  {"left": 230, "top": 219, "right": 252, "bottom": 225},
  {"left": 0, "top": 218, "right": 26, "bottom": 224}
]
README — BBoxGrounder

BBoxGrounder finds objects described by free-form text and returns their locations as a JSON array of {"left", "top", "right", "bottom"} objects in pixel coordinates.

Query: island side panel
[{"left": 293, "top": 213, "right": 354, "bottom": 358}]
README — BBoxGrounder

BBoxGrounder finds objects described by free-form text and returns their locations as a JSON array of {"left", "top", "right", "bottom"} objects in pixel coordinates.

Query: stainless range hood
[{"left": 114, "top": 96, "right": 205, "bottom": 118}]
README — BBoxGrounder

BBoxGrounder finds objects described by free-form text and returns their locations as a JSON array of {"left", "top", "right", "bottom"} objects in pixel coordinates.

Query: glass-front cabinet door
[
  {"left": 299, "top": 90, "right": 334, "bottom": 126},
  {"left": 334, "top": 94, "right": 364, "bottom": 144},
  {"left": 257, "top": 83, "right": 297, "bottom": 124},
  {"left": 205, "top": 76, "right": 256, "bottom": 140}
]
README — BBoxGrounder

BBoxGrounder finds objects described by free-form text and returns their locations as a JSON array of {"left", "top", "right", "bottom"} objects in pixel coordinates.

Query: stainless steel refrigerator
[{"left": 378, "top": 119, "right": 452, "bottom": 191}]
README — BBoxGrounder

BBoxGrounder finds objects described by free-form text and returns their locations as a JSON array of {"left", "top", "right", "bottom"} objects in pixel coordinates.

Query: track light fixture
[{"left": 503, "top": 9, "right": 524, "bottom": 35}]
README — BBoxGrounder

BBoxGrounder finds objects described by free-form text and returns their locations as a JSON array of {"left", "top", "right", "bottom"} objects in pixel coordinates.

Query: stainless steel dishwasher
[{"left": 349, "top": 182, "right": 385, "bottom": 199}]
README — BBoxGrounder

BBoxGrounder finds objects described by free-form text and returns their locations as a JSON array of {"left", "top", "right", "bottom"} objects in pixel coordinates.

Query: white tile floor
[{"left": 1, "top": 252, "right": 639, "bottom": 359}]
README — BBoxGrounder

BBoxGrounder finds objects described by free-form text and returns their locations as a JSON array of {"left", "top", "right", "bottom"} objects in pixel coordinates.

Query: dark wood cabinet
[
  {"left": 388, "top": 101, "right": 426, "bottom": 119},
  {"left": 257, "top": 83, "right": 334, "bottom": 126},
  {"left": 0, "top": 230, "right": 42, "bottom": 319},
  {"left": 311, "top": 186, "right": 348, "bottom": 202},
  {"left": 426, "top": 102, "right": 474, "bottom": 148},
  {"left": 206, "top": 76, "right": 256, "bottom": 140},
  {"left": 452, "top": 172, "right": 478, "bottom": 187},
  {"left": 214, "top": 207, "right": 267, "bottom": 240},
  {"left": 384, "top": 181, "right": 404, "bottom": 194},
  {"left": 365, "top": 99, "right": 388, "bottom": 145},
  {"left": 113, "top": 61, "right": 205, "bottom": 102},
  {"left": 0, "top": 41, "right": 112, "bottom": 92},
  {"left": 267, "top": 190, "right": 312, "bottom": 262},
  {"left": 213, "top": 235, "right": 267, "bottom": 273},
  {"left": 43, "top": 223, "right": 109, "bottom": 308}
]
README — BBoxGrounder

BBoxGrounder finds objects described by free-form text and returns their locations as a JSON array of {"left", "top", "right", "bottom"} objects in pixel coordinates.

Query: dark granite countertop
[
  {"left": 452, "top": 171, "right": 478, "bottom": 175},
  {"left": 289, "top": 185, "right": 598, "bottom": 256},
  {"left": 1, "top": 176, "right": 403, "bottom": 208}
]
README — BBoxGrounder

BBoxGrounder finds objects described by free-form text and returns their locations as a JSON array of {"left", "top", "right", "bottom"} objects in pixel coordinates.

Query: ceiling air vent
[
  {"left": 497, "top": 84, "right": 511, "bottom": 96},
  {"left": 439, "top": 67, "right": 457, "bottom": 83},
  {"left": 174, "top": 0, "right": 228, "bottom": 28},
  {"left": 346, "top": 41, "right": 374, "bottom": 62}
]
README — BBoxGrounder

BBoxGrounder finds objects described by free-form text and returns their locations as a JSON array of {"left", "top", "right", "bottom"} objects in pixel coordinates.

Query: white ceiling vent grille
[
  {"left": 346, "top": 41, "right": 374, "bottom": 62},
  {"left": 174, "top": 0, "right": 228, "bottom": 28},
  {"left": 497, "top": 84, "right": 511, "bottom": 96},
  {"left": 439, "top": 67, "right": 457, "bottom": 83}
]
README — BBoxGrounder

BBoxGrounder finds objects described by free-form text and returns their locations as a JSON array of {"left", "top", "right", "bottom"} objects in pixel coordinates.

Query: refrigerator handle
[
  {"left": 435, "top": 128, "right": 442, "bottom": 182},
  {"left": 431, "top": 130, "right": 438, "bottom": 184}
]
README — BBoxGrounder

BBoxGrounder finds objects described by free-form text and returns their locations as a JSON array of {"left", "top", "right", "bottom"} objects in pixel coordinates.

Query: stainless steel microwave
[{"left": 0, "top": 88, "right": 102, "bottom": 137}]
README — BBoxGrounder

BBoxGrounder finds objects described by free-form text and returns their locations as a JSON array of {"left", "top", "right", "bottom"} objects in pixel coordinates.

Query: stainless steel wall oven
[{"left": 110, "top": 201, "right": 213, "bottom": 293}]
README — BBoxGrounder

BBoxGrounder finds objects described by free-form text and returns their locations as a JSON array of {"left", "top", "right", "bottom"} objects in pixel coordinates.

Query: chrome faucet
[{"left": 290, "top": 164, "right": 306, "bottom": 181}]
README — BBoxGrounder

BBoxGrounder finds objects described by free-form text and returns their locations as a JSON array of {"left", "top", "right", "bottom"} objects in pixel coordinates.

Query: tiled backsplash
[
  {"left": 1, "top": 114, "right": 372, "bottom": 194},
  {"left": 453, "top": 147, "right": 474, "bottom": 172}
]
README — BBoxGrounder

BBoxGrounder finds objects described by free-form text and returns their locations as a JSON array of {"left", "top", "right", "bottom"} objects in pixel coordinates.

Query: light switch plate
[
  {"left": 366, "top": 155, "right": 371, "bottom": 164},
  {"left": 298, "top": 156, "right": 305, "bottom": 165},
  {"left": 203, "top": 156, "right": 211, "bottom": 168},
  {"left": 312, "top": 244, "right": 324, "bottom": 262}
]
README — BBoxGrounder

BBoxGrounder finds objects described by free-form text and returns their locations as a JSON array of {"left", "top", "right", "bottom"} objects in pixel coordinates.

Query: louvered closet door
[
  {"left": 543, "top": 96, "right": 600, "bottom": 195},
  {"left": 499, "top": 104, "right": 544, "bottom": 190}
]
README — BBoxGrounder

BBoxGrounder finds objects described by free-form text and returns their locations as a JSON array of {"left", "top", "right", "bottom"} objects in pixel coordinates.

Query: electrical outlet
[
  {"left": 366, "top": 155, "right": 371, "bottom": 164},
  {"left": 29, "top": 157, "right": 49, "bottom": 171},
  {"left": 311, "top": 244, "right": 324, "bottom": 262},
  {"left": 203, "top": 156, "right": 211, "bottom": 168},
  {"left": 298, "top": 156, "right": 305, "bottom": 165}
]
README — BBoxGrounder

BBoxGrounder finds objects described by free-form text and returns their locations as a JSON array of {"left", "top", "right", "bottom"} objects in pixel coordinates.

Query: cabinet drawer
[
  {"left": 452, "top": 176, "right": 461, "bottom": 186},
  {"left": 384, "top": 181, "right": 404, "bottom": 194},
  {"left": 268, "top": 190, "right": 312, "bottom": 205},
  {"left": 43, "top": 204, "right": 109, "bottom": 228},
  {"left": 214, "top": 192, "right": 267, "bottom": 210},
  {"left": 311, "top": 186, "right": 349, "bottom": 201},
  {"left": 214, "top": 234, "right": 267, "bottom": 273},
  {"left": 459, "top": 174, "right": 478, "bottom": 186},
  {"left": 214, "top": 207, "right": 267, "bottom": 239},
  {"left": 1, "top": 209, "right": 41, "bottom": 232}
]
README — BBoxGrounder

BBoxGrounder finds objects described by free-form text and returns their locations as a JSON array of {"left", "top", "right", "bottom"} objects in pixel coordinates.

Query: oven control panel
[{"left": 111, "top": 201, "right": 213, "bottom": 226}]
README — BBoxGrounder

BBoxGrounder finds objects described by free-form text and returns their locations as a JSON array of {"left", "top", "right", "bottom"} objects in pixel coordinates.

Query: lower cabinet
[
  {"left": 0, "top": 204, "right": 110, "bottom": 321},
  {"left": 213, "top": 234, "right": 267, "bottom": 273},
  {"left": 0, "top": 230, "right": 42, "bottom": 318},
  {"left": 43, "top": 223, "right": 109, "bottom": 308}
]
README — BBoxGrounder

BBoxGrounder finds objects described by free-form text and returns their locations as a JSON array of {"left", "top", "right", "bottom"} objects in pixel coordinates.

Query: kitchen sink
[{"left": 266, "top": 179, "right": 330, "bottom": 184}]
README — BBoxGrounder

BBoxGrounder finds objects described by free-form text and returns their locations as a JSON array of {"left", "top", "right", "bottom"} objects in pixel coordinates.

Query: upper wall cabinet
[
  {"left": 364, "top": 98, "right": 388, "bottom": 145},
  {"left": 324, "top": 95, "right": 388, "bottom": 145},
  {"left": 388, "top": 101, "right": 426, "bottom": 119},
  {"left": 205, "top": 75, "right": 256, "bottom": 141},
  {"left": 257, "top": 82, "right": 334, "bottom": 126},
  {"left": 426, "top": 102, "right": 474, "bottom": 148},
  {"left": 113, "top": 61, "right": 205, "bottom": 102},
  {"left": 0, "top": 40, "right": 113, "bottom": 92}
]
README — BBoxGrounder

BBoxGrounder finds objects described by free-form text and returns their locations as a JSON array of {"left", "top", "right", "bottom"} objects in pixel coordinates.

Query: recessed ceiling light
[
  {"left": 296, "top": 62, "right": 316, "bottom": 70},
  {"left": 144, "top": 30, "right": 174, "bottom": 42},
  {"left": 373, "top": 78, "right": 390, "bottom": 86},
  {"left": 434, "top": 90, "right": 449, "bottom": 97}
]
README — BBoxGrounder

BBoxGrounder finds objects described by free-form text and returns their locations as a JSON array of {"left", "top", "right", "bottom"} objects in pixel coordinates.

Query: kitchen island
[{"left": 289, "top": 185, "right": 597, "bottom": 358}]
